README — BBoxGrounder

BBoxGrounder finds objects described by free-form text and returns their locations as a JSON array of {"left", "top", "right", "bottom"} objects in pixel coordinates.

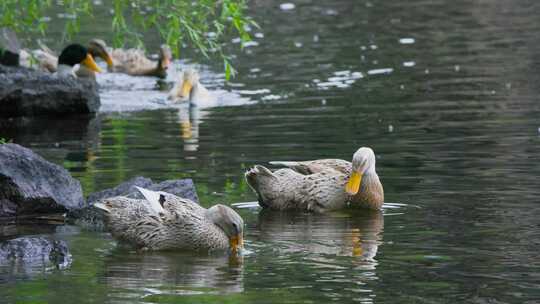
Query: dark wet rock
[
  {"left": 0, "top": 28, "right": 20, "bottom": 66},
  {"left": 0, "top": 144, "right": 85, "bottom": 218},
  {"left": 87, "top": 176, "right": 199, "bottom": 204},
  {"left": 0, "top": 237, "right": 72, "bottom": 272},
  {"left": 0, "top": 49, "right": 18, "bottom": 66},
  {"left": 69, "top": 176, "right": 199, "bottom": 230},
  {"left": 0, "top": 64, "right": 100, "bottom": 118},
  {"left": 86, "top": 176, "right": 154, "bottom": 203}
]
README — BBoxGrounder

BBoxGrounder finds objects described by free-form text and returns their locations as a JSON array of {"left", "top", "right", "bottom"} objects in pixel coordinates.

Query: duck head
[
  {"left": 58, "top": 44, "right": 101, "bottom": 72},
  {"left": 206, "top": 204, "right": 244, "bottom": 253},
  {"left": 345, "top": 147, "right": 377, "bottom": 195},
  {"left": 88, "top": 39, "right": 113, "bottom": 68},
  {"left": 177, "top": 69, "right": 200, "bottom": 100},
  {"left": 156, "top": 44, "right": 172, "bottom": 78}
]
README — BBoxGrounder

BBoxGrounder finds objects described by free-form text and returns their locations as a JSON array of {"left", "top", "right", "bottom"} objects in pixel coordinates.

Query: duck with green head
[{"left": 56, "top": 43, "right": 102, "bottom": 77}]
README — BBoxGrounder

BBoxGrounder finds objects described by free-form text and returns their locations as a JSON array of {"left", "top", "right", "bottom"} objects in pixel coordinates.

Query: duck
[
  {"left": 55, "top": 43, "right": 102, "bottom": 77},
  {"left": 109, "top": 44, "right": 172, "bottom": 78},
  {"left": 245, "top": 147, "right": 384, "bottom": 213},
  {"left": 23, "top": 39, "right": 112, "bottom": 78},
  {"left": 94, "top": 186, "right": 244, "bottom": 253},
  {"left": 168, "top": 68, "right": 216, "bottom": 107}
]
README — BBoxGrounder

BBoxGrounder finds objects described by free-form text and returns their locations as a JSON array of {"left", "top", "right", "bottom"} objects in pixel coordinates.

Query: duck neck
[
  {"left": 356, "top": 170, "right": 384, "bottom": 209},
  {"left": 189, "top": 82, "right": 199, "bottom": 101}
]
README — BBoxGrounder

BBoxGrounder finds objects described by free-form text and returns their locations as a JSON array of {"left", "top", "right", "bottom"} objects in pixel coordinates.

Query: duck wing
[{"left": 269, "top": 159, "right": 351, "bottom": 175}]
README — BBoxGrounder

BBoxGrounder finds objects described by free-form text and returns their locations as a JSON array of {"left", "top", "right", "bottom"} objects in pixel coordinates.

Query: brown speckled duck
[
  {"left": 245, "top": 147, "right": 384, "bottom": 212},
  {"left": 94, "top": 187, "right": 244, "bottom": 253},
  {"left": 109, "top": 44, "right": 172, "bottom": 78}
]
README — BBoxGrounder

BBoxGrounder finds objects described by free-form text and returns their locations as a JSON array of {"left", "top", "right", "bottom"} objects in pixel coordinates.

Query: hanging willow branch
[{"left": 0, "top": 0, "right": 257, "bottom": 79}]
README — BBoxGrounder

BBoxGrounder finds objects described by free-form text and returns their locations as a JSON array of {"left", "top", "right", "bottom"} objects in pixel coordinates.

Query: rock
[
  {"left": 0, "top": 237, "right": 72, "bottom": 271},
  {"left": 86, "top": 176, "right": 154, "bottom": 203},
  {"left": 0, "top": 49, "right": 18, "bottom": 66},
  {"left": 0, "top": 143, "right": 85, "bottom": 218},
  {"left": 0, "top": 28, "right": 20, "bottom": 66},
  {"left": 87, "top": 176, "right": 199, "bottom": 204},
  {"left": 0, "top": 64, "right": 100, "bottom": 118},
  {"left": 69, "top": 176, "right": 199, "bottom": 229}
]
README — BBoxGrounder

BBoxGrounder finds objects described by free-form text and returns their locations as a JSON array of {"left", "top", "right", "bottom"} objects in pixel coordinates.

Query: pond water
[{"left": 2, "top": 0, "right": 540, "bottom": 303}]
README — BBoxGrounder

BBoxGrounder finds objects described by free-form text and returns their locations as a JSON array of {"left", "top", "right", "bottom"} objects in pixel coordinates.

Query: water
[{"left": 2, "top": 0, "right": 540, "bottom": 303}]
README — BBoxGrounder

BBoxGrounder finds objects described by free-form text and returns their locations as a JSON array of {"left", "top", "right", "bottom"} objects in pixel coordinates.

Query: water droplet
[
  {"left": 367, "top": 68, "right": 393, "bottom": 75},
  {"left": 454, "top": 65, "right": 460, "bottom": 72},
  {"left": 399, "top": 38, "right": 415, "bottom": 44},
  {"left": 321, "top": 99, "right": 327, "bottom": 105},
  {"left": 388, "top": 125, "right": 394, "bottom": 132},
  {"left": 313, "top": 35, "right": 319, "bottom": 42},
  {"left": 403, "top": 61, "right": 416, "bottom": 67},
  {"left": 280, "top": 3, "right": 295, "bottom": 10},
  {"left": 294, "top": 42, "right": 303, "bottom": 48}
]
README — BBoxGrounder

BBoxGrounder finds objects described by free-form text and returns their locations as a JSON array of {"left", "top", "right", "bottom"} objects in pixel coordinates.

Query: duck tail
[
  {"left": 37, "top": 40, "right": 56, "bottom": 56},
  {"left": 93, "top": 202, "right": 111, "bottom": 213}
]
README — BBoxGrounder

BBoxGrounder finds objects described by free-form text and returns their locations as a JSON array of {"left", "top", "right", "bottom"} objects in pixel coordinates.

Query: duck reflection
[
  {"left": 176, "top": 103, "right": 209, "bottom": 152},
  {"left": 256, "top": 210, "right": 383, "bottom": 263},
  {"left": 103, "top": 250, "right": 244, "bottom": 296}
]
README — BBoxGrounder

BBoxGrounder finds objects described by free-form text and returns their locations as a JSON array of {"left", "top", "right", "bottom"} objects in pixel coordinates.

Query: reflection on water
[
  {"left": 103, "top": 250, "right": 244, "bottom": 301},
  {"left": 256, "top": 210, "right": 383, "bottom": 263},
  {"left": 2, "top": 0, "right": 540, "bottom": 302}
]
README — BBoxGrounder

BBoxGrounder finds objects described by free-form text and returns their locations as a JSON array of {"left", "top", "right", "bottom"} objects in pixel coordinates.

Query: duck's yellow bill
[
  {"left": 102, "top": 53, "right": 113, "bottom": 68},
  {"left": 180, "top": 81, "right": 192, "bottom": 98},
  {"left": 345, "top": 171, "right": 362, "bottom": 195},
  {"left": 82, "top": 54, "right": 102, "bottom": 72},
  {"left": 230, "top": 234, "right": 244, "bottom": 253}
]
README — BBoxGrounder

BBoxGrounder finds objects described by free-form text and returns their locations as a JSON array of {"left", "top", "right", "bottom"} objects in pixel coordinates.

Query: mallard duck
[
  {"left": 56, "top": 44, "right": 102, "bottom": 77},
  {"left": 168, "top": 69, "right": 216, "bottom": 107},
  {"left": 23, "top": 39, "right": 112, "bottom": 78},
  {"left": 245, "top": 147, "right": 384, "bottom": 212},
  {"left": 109, "top": 44, "right": 172, "bottom": 78},
  {"left": 94, "top": 187, "right": 244, "bottom": 253},
  {"left": 74, "top": 39, "right": 113, "bottom": 78}
]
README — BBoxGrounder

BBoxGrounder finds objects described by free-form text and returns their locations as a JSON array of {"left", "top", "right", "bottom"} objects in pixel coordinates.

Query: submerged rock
[
  {"left": 0, "top": 64, "right": 100, "bottom": 117},
  {"left": 0, "top": 236, "right": 72, "bottom": 271},
  {"left": 0, "top": 143, "right": 85, "bottom": 218},
  {"left": 69, "top": 176, "right": 199, "bottom": 229}
]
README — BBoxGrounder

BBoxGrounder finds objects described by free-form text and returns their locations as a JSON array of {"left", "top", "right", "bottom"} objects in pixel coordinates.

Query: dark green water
[{"left": 2, "top": 0, "right": 540, "bottom": 303}]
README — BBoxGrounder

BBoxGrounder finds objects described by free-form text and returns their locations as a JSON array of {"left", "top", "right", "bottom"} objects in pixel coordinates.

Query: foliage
[
  {"left": 0, "top": 137, "right": 6, "bottom": 144},
  {"left": 0, "top": 0, "right": 257, "bottom": 78}
]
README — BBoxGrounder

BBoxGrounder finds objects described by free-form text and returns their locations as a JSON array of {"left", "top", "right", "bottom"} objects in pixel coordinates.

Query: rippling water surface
[{"left": 2, "top": 0, "right": 540, "bottom": 303}]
